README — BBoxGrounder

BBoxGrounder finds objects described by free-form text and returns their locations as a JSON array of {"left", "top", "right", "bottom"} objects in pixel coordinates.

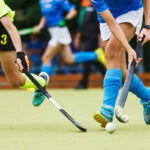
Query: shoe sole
[{"left": 93, "top": 111, "right": 108, "bottom": 128}]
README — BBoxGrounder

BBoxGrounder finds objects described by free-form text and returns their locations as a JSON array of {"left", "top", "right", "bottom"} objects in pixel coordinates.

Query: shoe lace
[{"left": 35, "top": 92, "right": 43, "bottom": 99}]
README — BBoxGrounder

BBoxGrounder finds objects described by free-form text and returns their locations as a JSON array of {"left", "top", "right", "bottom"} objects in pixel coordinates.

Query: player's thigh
[
  {"left": 0, "top": 51, "right": 25, "bottom": 86},
  {"left": 105, "top": 23, "right": 135, "bottom": 58},
  {"left": 103, "top": 40, "right": 108, "bottom": 49},
  {"left": 60, "top": 44, "right": 74, "bottom": 64}
]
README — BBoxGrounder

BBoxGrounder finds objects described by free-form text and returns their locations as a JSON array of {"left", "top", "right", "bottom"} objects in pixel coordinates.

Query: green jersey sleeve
[{"left": 0, "top": 0, "right": 15, "bottom": 22}]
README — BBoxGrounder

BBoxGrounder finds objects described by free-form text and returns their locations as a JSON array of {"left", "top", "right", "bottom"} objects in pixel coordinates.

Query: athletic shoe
[
  {"left": 32, "top": 72, "right": 49, "bottom": 106},
  {"left": 95, "top": 48, "right": 106, "bottom": 66},
  {"left": 141, "top": 100, "right": 150, "bottom": 124},
  {"left": 93, "top": 111, "right": 109, "bottom": 128},
  {"left": 93, "top": 106, "right": 113, "bottom": 128}
]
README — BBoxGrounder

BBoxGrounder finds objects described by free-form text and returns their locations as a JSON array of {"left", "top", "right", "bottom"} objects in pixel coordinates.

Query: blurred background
[{"left": 0, "top": 0, "right": 150, "bottom": 89}]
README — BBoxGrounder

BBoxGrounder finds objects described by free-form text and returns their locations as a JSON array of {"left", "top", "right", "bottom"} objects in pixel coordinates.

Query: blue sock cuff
[
  {"left": 102, "top": 68, "right": 122, "bottom": 110},
  {"left": 74, "top": 52, "right": 97, "bottom": 63},
  {"left": 129, "top": 73, "right": 150, "bottom": 102},
  {"left": 100, "top": 105, "right": 114, "bottom": 122},
  {"left": 104, "top": 69, "right": 122, "bottom": 87},
  {"left": 41, "top": 64, "right": 52, "bottom": 75},
  {"left": 101, "top": 105, "right": 114, "bottom": 112},
  {"left": 105, "top": 69, "right": 122, "bottom": 78}
]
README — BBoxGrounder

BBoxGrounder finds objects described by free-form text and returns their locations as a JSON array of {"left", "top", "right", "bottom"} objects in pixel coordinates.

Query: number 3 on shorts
[{"left": 0, "top": 34, "right": 7, "bottom": 45}]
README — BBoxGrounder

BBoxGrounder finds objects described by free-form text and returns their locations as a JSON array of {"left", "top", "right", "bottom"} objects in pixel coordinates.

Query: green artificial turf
[{"left": 0, "top": 89, "right": 149, "bottom": 150}]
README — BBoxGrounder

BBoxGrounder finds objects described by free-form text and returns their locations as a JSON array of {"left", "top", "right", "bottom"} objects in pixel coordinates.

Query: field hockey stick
[
  {"left": 19, "top": 27, "right": 35, "bottom": 36},
  {"left": 23, "top": 69, "right": 87, "bottom": 132},
  {"left": 115, "top": 36, "right": 145, "bottom": 123}
]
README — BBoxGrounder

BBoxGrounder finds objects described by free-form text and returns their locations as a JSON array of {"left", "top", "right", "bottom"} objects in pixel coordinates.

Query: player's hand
[
  {"left": 16, "top": 52, "right": 30, "bottom": 72},
  {"left": 33, "top": 26, "right": 41, "bottom": 34},
  {"left": 127, "top": 48, "right": 142, "bottom": 70},
  {"left": 138, "top": 27, "right": 150, "bottom": 45}
]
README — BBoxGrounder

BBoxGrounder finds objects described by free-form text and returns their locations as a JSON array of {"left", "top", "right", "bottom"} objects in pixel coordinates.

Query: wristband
[
  {"left": 143, "top": 25, "right": 150, "bottom": 29},
  {"left": 17, "top": 51, "right": 25, "bottom": 60}
]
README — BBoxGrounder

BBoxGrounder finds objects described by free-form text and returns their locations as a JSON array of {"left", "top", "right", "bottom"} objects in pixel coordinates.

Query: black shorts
[{"left": 0, "top": 22, "right": 15, "bottom": 51}]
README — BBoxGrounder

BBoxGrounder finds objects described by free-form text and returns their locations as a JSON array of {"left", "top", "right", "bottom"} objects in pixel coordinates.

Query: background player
[
  {"left": 74, "top": 0, "right": 106, "bottom": 89},
  {"left": 0, "top": 0, "right": 49, "bottom": 107},
  {"left": 33, "top": 0, "right": 104, "bottom": 76},
  {"left": 90, "top": 0, "right": 150, "bottom": 127}
]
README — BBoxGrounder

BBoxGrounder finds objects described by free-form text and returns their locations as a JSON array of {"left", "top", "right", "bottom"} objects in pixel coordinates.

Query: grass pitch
[{"left": 0, "top": 89, "right": 150, "bottom": 150}]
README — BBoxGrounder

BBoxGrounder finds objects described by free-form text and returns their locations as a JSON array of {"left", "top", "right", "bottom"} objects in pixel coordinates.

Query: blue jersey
[
  {"left": 39, "top": 0, "right": 75, "bottom": 27},
  {"left": 90, "top": 0, "right": 143, "bottom": 23}
]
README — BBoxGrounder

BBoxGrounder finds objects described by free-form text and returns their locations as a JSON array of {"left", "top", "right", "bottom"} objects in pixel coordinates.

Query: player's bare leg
[
  {"left": 32, "top": 44, "right": 62, "bottom": 106},
  {"left": 0, "top": 51, "right": 49, "bottom": 107},
  {"left": 0, "top": 51, "right": 25, "bottom": 87},
  {"left": 60, "top": 44, "right": 74, "bottom": 64},
  {"left": 0, "top": 51, "right": 47, "bottom": 88},
  {"left": 42, "top": 43, "right": 63, "bottom": 65},
  {"left": 60, "top": 44, "right": 105, "bottom": 65},
  {"left": 40, "top": 42, "right": 63, "bottom": 75},
  {"left": 94, "top": 23, "right": 135, "bottom": 127}
]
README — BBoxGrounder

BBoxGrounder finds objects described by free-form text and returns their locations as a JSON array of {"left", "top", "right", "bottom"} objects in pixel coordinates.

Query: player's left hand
[
  {"left": 138, "top": 26, "right": 150, "bottom": 45},
  {"left": 16, "top": 52, "right": 30, "bottom": 72},
  {"left": 33, "top": 26, "right": 41, "bottom": 34}
]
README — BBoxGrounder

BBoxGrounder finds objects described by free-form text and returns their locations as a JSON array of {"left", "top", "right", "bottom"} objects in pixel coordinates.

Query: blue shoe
[
  {"left": 141, "top": 100, "right": 150, "bottom": 124},
  {"left": 32, "top": 72, "right": 49, "bottom": 107},
  {"left": 93, "top": 105, "right": 114, "bottom": 128}
]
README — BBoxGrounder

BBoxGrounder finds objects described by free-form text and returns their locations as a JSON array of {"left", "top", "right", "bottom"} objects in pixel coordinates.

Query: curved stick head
[{"left": 115, "top": 105, "right": 129, "bottom": 123}]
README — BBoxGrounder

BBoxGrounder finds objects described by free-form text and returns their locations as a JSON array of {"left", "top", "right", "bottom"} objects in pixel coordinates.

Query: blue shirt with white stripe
[
  {"left": 90, "top": 0, "right": 143, "bottom": 23},
  {"left": 39, "top": 0, "right": 75, "bottom": 27}
]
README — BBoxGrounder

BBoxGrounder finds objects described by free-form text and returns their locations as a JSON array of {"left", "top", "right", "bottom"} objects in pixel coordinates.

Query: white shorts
[
  {"left": 100, "top": 8, "right": 143, "bottom": 41},
  {"left": 48, "top": 26, "right": 72, "bottom": 46}
]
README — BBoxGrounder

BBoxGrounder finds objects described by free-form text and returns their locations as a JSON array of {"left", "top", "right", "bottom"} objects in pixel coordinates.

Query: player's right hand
[
  {"left": 33, "top": 26, "right": 41, "bottom": 34},
  {"left": 138, "top": 27, "right": 150, "bottom": 45}
]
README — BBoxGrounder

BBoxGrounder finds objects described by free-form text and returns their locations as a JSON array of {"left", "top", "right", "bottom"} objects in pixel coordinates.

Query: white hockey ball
[{"left": 105, "top": 122, "right": 116, "bottom": 134}]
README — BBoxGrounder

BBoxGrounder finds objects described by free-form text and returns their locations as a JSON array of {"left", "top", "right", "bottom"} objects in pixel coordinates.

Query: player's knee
[
  {"left": 10, "top": 80, "right": 24, "bottom": 87},
  {"left": 41, "top": 55, "right": 46, "bottom": 63},
  {"left": 42, "top": 55, "right": 50, "bottom": 63},
  {"left": 8, "top": 76, "right": 24, "bottom": 87},
  {"left": 41, "top": 56, "right": 44, "bottom": 63},
  {"left": 64, "top": 58, "right": 74, "bottom": 64},
  {"left": 105, "top": 44, "right": 121, "bottom": 62}
]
